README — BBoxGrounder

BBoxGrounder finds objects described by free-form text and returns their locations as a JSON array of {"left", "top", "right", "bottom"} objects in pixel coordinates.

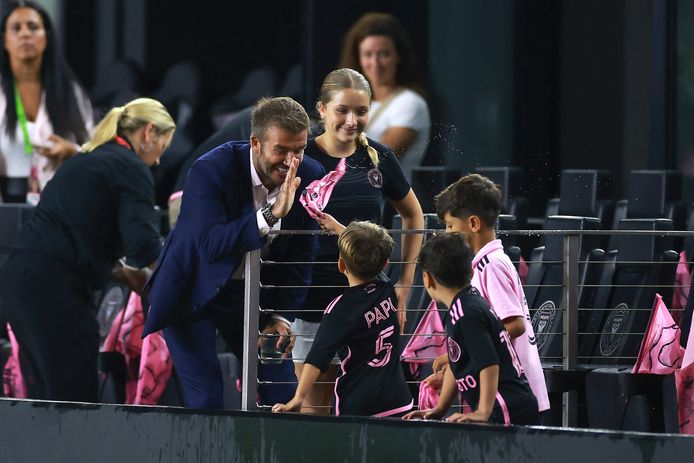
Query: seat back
[
  {"left": 0, "top": 204, "right": 34, "bottom": 249},
  {"left": 528, "top": 216, "right": 601, "bottom": 361},
  {"left": 475, "top": 166, "right": 528, "bottom": 227},
  {"left": 496, "top": 214, "right": 517, "bottom": 249},
  {"left": 627, "top": 170, "right": 681, "bottom": 219},
  {"left": 586, "top": 219, "right": 678, "bottom": 365},
  {"left": 410, "top": 167, "right": 462, "bottom": 213},
  {"left": 559, "top": 169, "right": 612, "bottom": 218}
]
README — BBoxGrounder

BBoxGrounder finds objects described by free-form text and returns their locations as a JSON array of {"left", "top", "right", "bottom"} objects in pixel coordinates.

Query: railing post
[
  {"left": 562, "top": 233, "right": 579, "bottom": 427},
  {"left": 242, "top": 249, "right": 261, "bottom": 411}
]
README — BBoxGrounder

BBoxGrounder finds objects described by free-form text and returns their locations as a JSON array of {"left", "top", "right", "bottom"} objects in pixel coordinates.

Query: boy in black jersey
[
  {"left": 272, "top": 221, "right": 413, "bottom": 416},
  {"left": 404, "top": 233, "right": 538, "bottom": 425}
]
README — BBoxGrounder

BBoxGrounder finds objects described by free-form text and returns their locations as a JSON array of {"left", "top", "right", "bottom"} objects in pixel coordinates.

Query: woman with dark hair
[
  {"left": 340, "top": 13, "right": 430, "bottom": 180},
  {"left": 0, "top": 0, "right": 92, "bottom": 203},
  {"left": 0, "top": 98, "right": 174, "bottom": 402}
]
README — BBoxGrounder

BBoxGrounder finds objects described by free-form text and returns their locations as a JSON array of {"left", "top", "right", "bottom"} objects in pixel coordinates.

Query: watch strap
[{"left": 261, "top": 203, "right": 279, "bottom": 227}]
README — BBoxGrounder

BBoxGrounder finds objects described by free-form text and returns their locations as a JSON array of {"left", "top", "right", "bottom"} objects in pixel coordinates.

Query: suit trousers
[{"left": 163, "top": 280, "right": 296, "bottom": 409}]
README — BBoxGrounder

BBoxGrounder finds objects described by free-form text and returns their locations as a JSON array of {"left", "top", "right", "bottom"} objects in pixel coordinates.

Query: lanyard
[
  {"left": 114, "top": 135, "right": 133, "bottom": 150},
  {"left": 13, "top": 82, "right": 33, "bottom": 156}
]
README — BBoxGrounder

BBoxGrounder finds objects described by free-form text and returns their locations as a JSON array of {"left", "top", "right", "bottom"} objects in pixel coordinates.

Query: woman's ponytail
[
  {"left": 359, "top": 132, "right": 379, "bottom": 167},
  {"left": 80, "top": 107, "right": 124, "bottom": 153}
]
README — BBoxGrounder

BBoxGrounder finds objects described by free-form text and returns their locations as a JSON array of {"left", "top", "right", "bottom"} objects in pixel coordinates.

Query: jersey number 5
[{"left": 368, "top": 325, "right": 395, "bottom": 368}]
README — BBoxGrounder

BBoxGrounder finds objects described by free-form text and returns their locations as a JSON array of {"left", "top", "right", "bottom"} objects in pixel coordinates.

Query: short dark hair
[
  {"left": 435, "top": 173, "right": 501, "bottom": 228},
  {"left": 338, "top": 221, "right": 394, "bottom": 281},
  {"left": 251, "top": 97, "right": 309, "bottom": 141},
  {"left": 418, "top": 232, "right": 473, "bottom": 289}
]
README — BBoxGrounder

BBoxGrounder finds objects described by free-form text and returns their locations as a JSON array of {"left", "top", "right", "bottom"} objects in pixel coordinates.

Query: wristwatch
[{"left": 261, "top": 203, "right": 280, "bottom": 227}]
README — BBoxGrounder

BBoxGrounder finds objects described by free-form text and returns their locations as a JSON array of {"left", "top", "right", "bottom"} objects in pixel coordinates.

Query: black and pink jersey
[
  {"left": 445, "top": 286, "right": 538, "bottom": 425},
  {"left": 305, "top": 279, "right": 413, "bottom": 417}
]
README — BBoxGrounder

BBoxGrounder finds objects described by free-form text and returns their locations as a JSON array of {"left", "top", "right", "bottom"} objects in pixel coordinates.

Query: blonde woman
[
  {"left": 292, "top": 68, "right": 424, "bottom": 414},
  {"left": 0, "top": 98, "right": 174, "bottom": 402}
]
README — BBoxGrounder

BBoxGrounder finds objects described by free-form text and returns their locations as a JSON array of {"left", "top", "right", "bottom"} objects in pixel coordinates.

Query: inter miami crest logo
[
  {"left": 367, "top": 168, "right": 383, "bottom": 188},
  {"left": 447, "top": 337, "right": 462, "bottom": 363},
  {"left": 531, "top": 300, "right": 556, "bottom": 350},
  {"left": 599, "top": 303, "right": 629, "bottom": 357}
]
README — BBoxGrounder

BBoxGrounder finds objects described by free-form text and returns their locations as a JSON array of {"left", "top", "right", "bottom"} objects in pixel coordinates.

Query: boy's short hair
[
  {"left": 338, "top": 221, "right": 395, "bottom": 281},
  {"left": 434, "top": 173, "right": 501, "bottom": 228},
  {"left": 419, "top": 232, "right": 474, "bottom": 289}
]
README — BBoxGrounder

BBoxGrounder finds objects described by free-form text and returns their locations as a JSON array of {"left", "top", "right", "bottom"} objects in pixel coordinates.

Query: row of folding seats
[
  {"left": 411, "top": 166, "right": 689, "bottom": 232},
  {"left": 526, "top": 217, "right": 678, "bottom": 364}
]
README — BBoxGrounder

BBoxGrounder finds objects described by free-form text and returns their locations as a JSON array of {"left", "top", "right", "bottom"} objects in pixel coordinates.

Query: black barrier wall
[{"left": 0, "top": 399, "right": 692, "bottom": 462}]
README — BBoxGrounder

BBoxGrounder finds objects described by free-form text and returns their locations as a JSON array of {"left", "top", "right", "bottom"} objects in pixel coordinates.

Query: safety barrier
[{"left": 241, "top": 228, "right": 693, "bottom": 430}]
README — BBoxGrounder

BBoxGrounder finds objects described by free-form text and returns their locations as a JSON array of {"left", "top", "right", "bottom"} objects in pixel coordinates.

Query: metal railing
[{"left": 240, "top": 228, "right": 693, "bottom": 426}]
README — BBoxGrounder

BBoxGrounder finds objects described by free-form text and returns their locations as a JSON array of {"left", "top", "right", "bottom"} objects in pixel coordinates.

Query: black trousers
[{"left": 0, "top": 250, "right": 99, "bottom": 402}]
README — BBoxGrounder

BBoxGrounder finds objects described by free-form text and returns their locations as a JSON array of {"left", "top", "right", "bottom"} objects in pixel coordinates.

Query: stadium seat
[
  {"left": 582, "top": 219, "right": 678, "bottom": 364},
  {"left": 278, "top": 63, "right": 302, "bottom": 100},
  {"left": 97, "top": 351, "right": 127, "bottom": 404},
  {"left": 609, "top": 170, "right": 686, "bottom": 250},
  {"left": 0, "top": 204, "right": 35, "bottom": 251},
  {"left": 151, "top": 62, "right": 201, "bottom": 208},
  {"left": 409, "top": 167, "right": 462, "bottom": 214},
  {"left": 526, "top": 216, "right": 602, "bottom": 361},
  {"left": 90, "top": 60, "right": 143, "bottom": 122},
  {"left": 475, "top": 166, "right": 528, "bottom": 228},
  {"left": 211, "top": 67, "right": 277, "bottom": 130},
  {"left": 585, "top": 369, "right": 679, "bottom": 432}
]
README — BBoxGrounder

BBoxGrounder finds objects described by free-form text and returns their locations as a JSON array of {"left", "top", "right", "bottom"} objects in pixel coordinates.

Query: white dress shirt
[{"left": 232, "top": 148, "right": 291, "bottom": 325}]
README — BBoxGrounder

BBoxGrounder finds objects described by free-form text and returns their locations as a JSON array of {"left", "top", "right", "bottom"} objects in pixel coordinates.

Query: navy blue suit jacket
[{"left": 143, "top": 141, "right": 324, "bottom": 335}]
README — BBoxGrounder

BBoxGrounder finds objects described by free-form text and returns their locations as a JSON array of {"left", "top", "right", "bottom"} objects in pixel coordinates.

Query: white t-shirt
[
  {"left": 366, "top": 88, "right": 430, "bottom": 180},
  {"left": 471, "top": 239, "right": 550, "bottom": 412},
  {"left": 0, "top": 81, "right": 93, "bottom": 191}
]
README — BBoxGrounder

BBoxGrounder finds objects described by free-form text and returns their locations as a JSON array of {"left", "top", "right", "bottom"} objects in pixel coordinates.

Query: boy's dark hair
[
  {"left": 434, "top": 173, "right": 501, "bottom": 228},
  {"left": 338, "top": 221, "right": 395, "bottom": 281},
  {"left": 418, "top": 232, "right": 473, "bottom": 289}
]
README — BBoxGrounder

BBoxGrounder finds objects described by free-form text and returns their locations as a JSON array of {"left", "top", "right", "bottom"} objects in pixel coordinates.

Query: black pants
[{"left": 0, "top": 250, "right": 98, "bottom": 402}]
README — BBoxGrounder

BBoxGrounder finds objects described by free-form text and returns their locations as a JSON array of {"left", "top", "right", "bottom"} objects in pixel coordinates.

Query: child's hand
[
  {"left": 402, "top": 408, "right": 443, "bottom": 420},
  {"left": 423, "top": 370, "right": 444, "bottom": 390},
  {"left": 272, "top": 397, "right": 302, "bottom": 413},
  {"left": 432, "top": 353, "right": 449, "bottom": 373},
  {"left": 317, "top": 213, "right": 346, "bottom": 235},
  {"left": 446, "top": 410, "right": 491, "bottom": 423}
]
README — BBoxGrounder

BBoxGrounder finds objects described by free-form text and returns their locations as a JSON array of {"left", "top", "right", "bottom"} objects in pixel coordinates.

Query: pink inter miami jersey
[
  {"left": 471, "top": 239, "right": 550, "bottom": 412},
  {"left": 300, "top": 158, "right": 347, "bottom": 220}
]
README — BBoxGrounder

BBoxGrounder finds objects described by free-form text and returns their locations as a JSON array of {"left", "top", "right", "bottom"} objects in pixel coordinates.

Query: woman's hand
[
  {"left": 35, "top": 134, "right": 78, "bottom": 161},
  {"left": 317, "top": 212, "right": 346, "bottom": 235}
]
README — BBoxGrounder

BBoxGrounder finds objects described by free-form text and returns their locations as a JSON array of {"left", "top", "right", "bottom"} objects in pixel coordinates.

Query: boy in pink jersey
[
  {"left": 430, "top": 174, "right": 550, "bottom": 414},
  {"left": 404, "top": 233, "right": 538, "bottom": 424}
]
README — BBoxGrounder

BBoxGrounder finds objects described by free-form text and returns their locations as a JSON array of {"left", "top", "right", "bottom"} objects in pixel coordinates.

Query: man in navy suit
[{"left": 142, "top": 97, "right": 324, "bottom": 409}]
